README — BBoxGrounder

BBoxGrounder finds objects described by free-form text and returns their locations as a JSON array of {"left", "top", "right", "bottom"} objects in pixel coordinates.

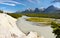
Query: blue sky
[{"left": 0, "top": 0, "right": 60, "bottom": 13}]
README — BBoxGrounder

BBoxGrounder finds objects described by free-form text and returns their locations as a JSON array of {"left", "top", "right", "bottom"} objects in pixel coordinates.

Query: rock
[
  {"left": 0, "top": 13, "right": 44, "bottom": 38},
  {"left": 27, "top": 31, "right": 37, "bottom": 38},
  {"left": 0, "top": 13, "right": 25, "bottom": 38}
]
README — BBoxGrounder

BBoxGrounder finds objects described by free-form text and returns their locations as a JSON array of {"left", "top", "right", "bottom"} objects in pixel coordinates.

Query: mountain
[
  {"left": 15, "top": 8, "right": 45, "bottom": 14},
  {"left": 39, "top": 7, "right": 45, "bottom": 11},
  {"left": 15, "top": 5, "right": 60, "bottom": 14},
  {"left": 34, "top": 8, "right": 40, "bottom": 13},
  {"left": 44, "top": 5, "right": 60, "bottom": 13}
]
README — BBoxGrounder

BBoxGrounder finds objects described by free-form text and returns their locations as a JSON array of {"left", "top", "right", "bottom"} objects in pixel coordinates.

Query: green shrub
[
  {"left": 51, "top": 22, "right": 60, "bottom": 38},
  {"left": 7, "top": 13, "right": 22, "bottom": 18},
  {"left": 0, "top": 10, "right": 3, "bottom": 13}
]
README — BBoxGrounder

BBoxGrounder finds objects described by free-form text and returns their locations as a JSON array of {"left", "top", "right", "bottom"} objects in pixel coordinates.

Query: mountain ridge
[{"left": 15, "top": 5, "right": 60, "bottom": 14}]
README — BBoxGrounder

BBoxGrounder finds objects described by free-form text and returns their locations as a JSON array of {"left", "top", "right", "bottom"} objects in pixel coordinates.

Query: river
[{"left": 16, "top": 16, "right": 56, "bottom": 38}]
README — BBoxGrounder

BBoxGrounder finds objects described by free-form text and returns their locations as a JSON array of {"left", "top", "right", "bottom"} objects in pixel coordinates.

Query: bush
[
  {"left": 0, "top": 10, "right": 3, "bottom": 13},
  {"left": 7, "top": 13, "right": 22, "bottom": 18},
  {"left": 51, "top": 22, "right": 60, "bottom": 38}
]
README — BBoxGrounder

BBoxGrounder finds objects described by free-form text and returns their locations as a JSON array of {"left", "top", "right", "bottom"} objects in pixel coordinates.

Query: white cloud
[
  {"left": 28, "top": 0, "right": 35, "bottom": 3},
  {"left": 27, "top": 0, "right": 40, "bottom": 4},
  {"left": 53, "top": 2, "right": 60, "bottom": 8},
  {"left": 9, "top": 1, "right": 21, "bottom": 4},
  {"left": 0, "top": 0, "right": 26, "bottom": 6},
  {"left": 1, "top": 3, "right": 16, "bottom": 6},
  {"left": 35, "top": 0, "right": 40, "bottom": 3},
  {"left": 8, "top": 1, "right": 26, "bottom": 6},
  {"left": 0, "top": 0, "right": 12, "bottom": 3}
]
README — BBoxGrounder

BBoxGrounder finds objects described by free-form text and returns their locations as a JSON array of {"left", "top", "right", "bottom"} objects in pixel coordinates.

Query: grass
[
  {"left": 7, "top": 13, "right": 22, "bottom": 19},
  {"left": 26, "top": 17, "right": 53, "bottom": 25},
  {"left": 7, "top": 13, "right": 60, "bottom": 25},
  {"left": 7, "top": 13, "right": 60, "bottom": 19}
]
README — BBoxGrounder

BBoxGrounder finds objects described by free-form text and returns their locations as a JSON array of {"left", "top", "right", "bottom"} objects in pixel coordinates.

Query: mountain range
[
  {"left": 15, "top": 5, "right": 60, "bottom": 14},
  {"left": 44, "top": 5, "right": 60, "bottom": 13}
]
